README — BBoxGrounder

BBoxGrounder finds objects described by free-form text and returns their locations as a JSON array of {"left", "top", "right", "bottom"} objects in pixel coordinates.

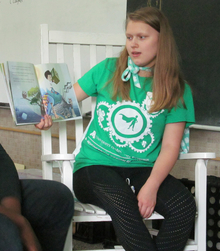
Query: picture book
[{"left": 0, "top": 62, "right": 81, "bottom": 125}]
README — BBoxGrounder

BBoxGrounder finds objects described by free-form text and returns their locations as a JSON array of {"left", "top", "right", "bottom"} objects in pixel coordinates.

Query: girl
[{"left": 37, "top": 6, "right": 196, "bottom": 251}]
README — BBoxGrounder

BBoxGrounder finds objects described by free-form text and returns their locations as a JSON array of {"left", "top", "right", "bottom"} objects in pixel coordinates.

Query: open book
[{"left": 0, "top": 62, "right": 81, "bottom": 125}]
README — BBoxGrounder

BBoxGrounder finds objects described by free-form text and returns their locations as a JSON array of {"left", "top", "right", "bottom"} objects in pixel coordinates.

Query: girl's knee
[
  {"left": 172, "top": 191, "right": 196, "bottom": 222},
  {"left": 187, "top": 193, "right": 197, "bottom": 218}
]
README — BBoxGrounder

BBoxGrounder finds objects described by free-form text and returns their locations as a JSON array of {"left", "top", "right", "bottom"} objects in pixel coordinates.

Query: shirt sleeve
[
  {"left": 166, "top": 83, "right": 195, "bottom": 128},
  {"left": 77, "top": 58, "right": 114, "bottom": 97}
]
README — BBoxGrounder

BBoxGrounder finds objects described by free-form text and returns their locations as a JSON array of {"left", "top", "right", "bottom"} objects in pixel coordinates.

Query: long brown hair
[{"left": 111, "top": 7, "right": 185, "bottom": 113}]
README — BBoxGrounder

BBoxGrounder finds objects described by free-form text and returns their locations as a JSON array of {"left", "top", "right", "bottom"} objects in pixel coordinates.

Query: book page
[
  {"left": 7, "top": 62, "right": 43, "bottom": 125},
  {"left": 0, "top": 63, "right": 16, "bottom": 120},
  {"left": 34, "top": 63, "right": 81, "bottom": 122}
]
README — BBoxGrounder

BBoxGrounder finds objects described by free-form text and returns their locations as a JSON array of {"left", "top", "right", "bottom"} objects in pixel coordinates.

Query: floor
[{"left": 73, "top": 239, "right": 104, "bottom": 250}]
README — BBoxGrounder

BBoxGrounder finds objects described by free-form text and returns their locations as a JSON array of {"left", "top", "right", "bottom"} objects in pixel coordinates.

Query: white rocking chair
[{"left": 40, "top": 24, "right": 215, "bottom": 251}]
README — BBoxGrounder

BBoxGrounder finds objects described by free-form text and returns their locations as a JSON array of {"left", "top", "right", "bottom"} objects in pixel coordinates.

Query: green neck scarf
[{"left": 121, "top": 57, "right": 152, "bottom": 88}]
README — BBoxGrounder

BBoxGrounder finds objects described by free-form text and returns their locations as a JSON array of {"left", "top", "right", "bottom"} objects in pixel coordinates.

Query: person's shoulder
[
  {"left": 105, "top": 57, "right": 118, "bottom": 64},
  {"left": 88, "top": 58, "right": 117, "bottom": 75},
  {"left": 183, "top": 82, "right": 193, "bottom": 94},
  {"left": 103, "top": 57, "right": 118, "bottom": 72},
  {"left": 184, "top": 81, "right": 191, "bottom": 89},
  {"left": 182, "top": 81, "right": 194, "bottom": 101},
  {"left": 103, "top": 57, "right": 118, "bottom": 66},
  {"left": 93, "top": 57, "right": 117, "bottom": 70}
]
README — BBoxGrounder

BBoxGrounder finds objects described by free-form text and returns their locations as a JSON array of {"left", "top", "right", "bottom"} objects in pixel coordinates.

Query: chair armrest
[
  {"left": 179, "top": 152, "right": 215, "bottom": 160},
  {"left": 41, "top": 154, "right": 75, "bottom": 162}
]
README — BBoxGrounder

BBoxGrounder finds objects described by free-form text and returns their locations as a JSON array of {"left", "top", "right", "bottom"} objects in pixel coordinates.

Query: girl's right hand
[{"left": 35, "top": 115, "right": 53, "bottom": 130}]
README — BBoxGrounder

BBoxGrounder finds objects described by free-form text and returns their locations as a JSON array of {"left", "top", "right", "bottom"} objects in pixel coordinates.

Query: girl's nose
[{"left": 131, "top": 38, "right": 138, "bottom": 48}]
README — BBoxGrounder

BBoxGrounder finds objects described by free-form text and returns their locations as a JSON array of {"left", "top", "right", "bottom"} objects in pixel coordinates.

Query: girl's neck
[{"left": 138, "top": 70, "right": 153, "bottom": 78}]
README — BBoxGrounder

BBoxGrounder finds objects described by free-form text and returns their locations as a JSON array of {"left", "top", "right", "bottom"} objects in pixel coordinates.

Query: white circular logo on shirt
[{"left": 97, "top": 101, "right": 155, "bottom": 152}]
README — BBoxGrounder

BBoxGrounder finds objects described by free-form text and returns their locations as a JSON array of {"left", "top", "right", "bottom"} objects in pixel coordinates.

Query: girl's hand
[
  {"left": 137, "top": 122, "right": 186, "bottom": 218},
  {"left": 35, "top": 115, "right": 53, "bottom": 130},
  {"left": 137, "top": 182, "right": 158, "bottom": 218}
]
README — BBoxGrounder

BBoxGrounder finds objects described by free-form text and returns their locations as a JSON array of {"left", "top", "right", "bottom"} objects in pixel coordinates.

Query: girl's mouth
[{"left": 132, "top": 51, "right": 141, "bottom": 57}]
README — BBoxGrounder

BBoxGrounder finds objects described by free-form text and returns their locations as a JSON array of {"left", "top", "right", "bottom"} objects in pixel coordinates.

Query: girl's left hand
[{"left": 137, "top": 182, "right": 158, "bottom": 218}]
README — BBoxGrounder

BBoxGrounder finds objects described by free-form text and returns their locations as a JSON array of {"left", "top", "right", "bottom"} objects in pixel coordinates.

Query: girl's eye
[
  {"left": 126, "top": 36, "right": 132, "bottom": 40},
  {"left": 140, "top": 36, "right": 146, "bottom": 39}
]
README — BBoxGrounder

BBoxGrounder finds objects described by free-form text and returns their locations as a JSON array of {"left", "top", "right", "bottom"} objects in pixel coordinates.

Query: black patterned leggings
[{"left": 73, "top": 165, "right": 196, "bottom": 251}]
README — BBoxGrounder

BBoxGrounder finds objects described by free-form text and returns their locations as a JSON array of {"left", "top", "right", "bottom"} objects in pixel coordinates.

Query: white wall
[{"left": 0, "top": 0, "right": 127, "bottom": 102}]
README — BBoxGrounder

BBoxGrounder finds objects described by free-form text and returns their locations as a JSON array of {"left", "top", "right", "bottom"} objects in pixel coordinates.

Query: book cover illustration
[
  {"left": 35, "top": 63, "right": 81, "bottom": 122},
  {"left": 7, "top": 62, "right": 43, "bottom": 125},
  {"left": 5, "top": 62, "right": 81, "bottom": 125}
]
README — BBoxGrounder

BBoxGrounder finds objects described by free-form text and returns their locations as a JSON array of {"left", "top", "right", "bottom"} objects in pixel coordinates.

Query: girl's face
[{"left": 126, "top": 20, "right": 159, "bottom": 69}]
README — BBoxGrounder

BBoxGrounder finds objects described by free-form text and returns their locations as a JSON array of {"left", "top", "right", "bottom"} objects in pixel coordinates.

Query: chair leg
[
  {"left": 63, "top": 223, "right": 73, "bottom": 251},
  {"left": 195, "top": 159, "right": 207, "bottom": 251},
  {"left": 42, "top": 161, "right": 53, "bottom": 180},
  {"left": 62, "top": 161, "right": 74, "bottom": 250},
  {"left": 62, "top": 161, "right": 73, "bottom": 191}
]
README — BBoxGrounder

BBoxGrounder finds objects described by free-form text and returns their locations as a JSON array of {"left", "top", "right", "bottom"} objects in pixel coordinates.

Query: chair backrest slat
[
  {"left": 106, "top": 45, "right": 113, "bottom": 58},
  {"left": 56, "top": 43, "right": 64, "bottom": 63},
  {"left": 41, "top": 24, "right": 50, "bottom": 63},
  {"left": 59, "top": 122, "right": 68, "bottom": 154},
  {"left": 73, "top": 44, "right": 82, "bottom": 81},
  {"left": 90, "top": 45, "right": 97, "bottom": 68},
  {"left": 40, "top": 23, "right": 125, "bottom": 160}
]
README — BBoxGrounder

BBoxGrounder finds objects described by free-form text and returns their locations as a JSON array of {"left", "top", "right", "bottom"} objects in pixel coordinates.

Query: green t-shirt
[{"left": 74, "top": 58, "right": 195, "bottom": 172}]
